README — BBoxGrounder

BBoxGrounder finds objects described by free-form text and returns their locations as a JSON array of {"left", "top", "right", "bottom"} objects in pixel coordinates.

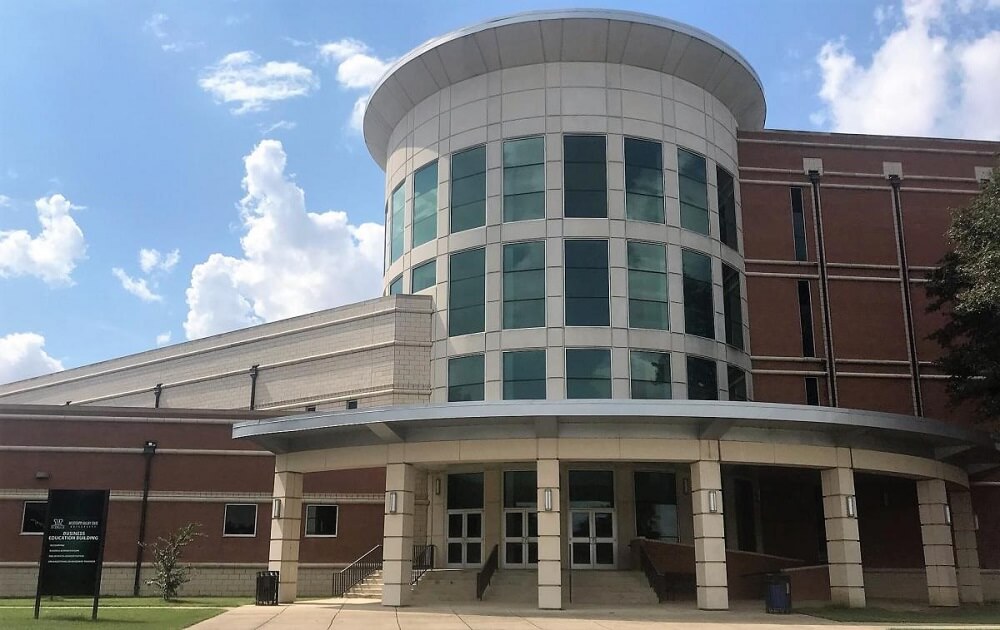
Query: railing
[
  {"left": 475, "top": 544, "right": 499, "bottom": 600},
  {"left": 332, "top": 544, "right": 383, "bottom": 596},
  {"left": 637, "top": 541, "right": 668, "bottom": 603},
  {"left": 411, "top": 544, "right": 435, "bottom": 585}
]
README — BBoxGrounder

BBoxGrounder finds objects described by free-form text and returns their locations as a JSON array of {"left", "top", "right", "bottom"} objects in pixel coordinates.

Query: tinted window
[
  {"left": 565, "top": 240, "right": 609, "bottom": 326},
  {"left": 566, "top": 348, "right": 611, "bottom": 399},
  {"left": 678, "top": 148, "right": 709, "bottom": 235},
  {"left": 503, "top": 136, "right": 545, "bottom": 222},
  {"left": 504, "top": 470, "right": 537, "bottom": 508},
  {"left": 722, "top": 264, "right": 744, "bottom": 349},
  {"left": 388, "top": 274, "right": 403, "bottom": 295},
  {"left": 503, "top": 241, "right": 545, "bottom": 329},
  {"left": 568, "top": 470, "right": 614, "bottom": 508},
  {"left": 390, "top": 184, "right": 405, "bottom": 263},
  {"left": 224, "top": 504, "right": 257, "bottom": 536},
  {"left": 451, "top": 146, "right": 486, "bottom": 232},
  {"left": 564, "top": 135, "right": 607, "bottom": 218},
  {"left": 412, "top": 161, "right": 438, "bottom": 247},
  {"left": 727, "top": 365, "right": 748, "bottom": 401},
  {"left": 798, "top": 280, "right": 815, "bottom": 357},
  {"left": 630, "top": 350, "right": 671, "bottom": 399},
  {"left": 503, "top": 350, "right": 546, "bottom": 400},
  {"left": 448, "top": 354, "right": 484, "bottom": 402},
  {"left": 449, "top": 248, "right": 485, "bottom": 336},
  {"left": 448, "top": 472, "right": 484, "bottom": 510},
  {"left": 682, "top": 250, "right": 714, "bottom": 339},
  {"left": 717, "top": 166, "right": 738, "bottom": 251},
  {"left": 805, "top": 377, "right": 820, "bottom": 405},
  {"left": 628, "top": 241, "right": 668, "bottom": 330},
  {"left": 687, "top": 356, "right": 718, "bottom": 400},
  {"left": 625, "top": 138, "right": 664, "bottom": 223},
  {"left": 411, "top": 260, "right": 436, "bottom": 293},
  {"left": 21, "top": 501, "right": 46, "bottom": 534},
  {"left": 791, "top": 187, "right": 807, "bottom": 261},
  {"left": 634, "top": 472, "right": 678, "bottom": 540},
  {"left": 305, "top": 504, "right": 338, "bottom": 536}
]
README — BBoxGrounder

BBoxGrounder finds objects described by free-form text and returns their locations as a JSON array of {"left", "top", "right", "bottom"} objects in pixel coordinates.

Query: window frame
[
  {"left": 304, "top": 503, "right": 339, "bottom": 538},
  {"left": 624, "top": 136, "right": 665, "bottom": 224},
  {"left": 722, "top": 263, "right": 744, "bottom": 350},
  {"left": 389, "top": 182, "right": 405, "bottom": 264},
  {"left": 790, "top": 187, "right": 808, "bottom": 262},
  {"left": 716, "top": 165, "right": 739, "bottom": 251},
  {"left": 565, "top": 347, "right": 612, "bottom": 399},
  {"left": 448, "top": 353, "right": 485, "bottom": 402},
  {"left": 727, "top": 364, "right": 748, "bottom": 402},
  {"left": 627, "top": 240, "right": 669, "bottom": 330},
  {"left": 222, "top": 503, "right": 258, "bottom": 538},
  {"left": 388, "top": 274, "right": 404, "bottom": 296},
  {"left": 681, "top": 248, "right": 715, "bottom": 340},
  {"left": 563, "top": 239, "right": 611, "bottom": 327},
  {"left": 411, "top": 160, "right": 439, "bottom": 248},
  {"left": 502, "top": 135, "right": 546, "bottom": 223},
  {"left": 21, "top": 500, "right": 46, "bottom": 535},
  {"left": 411, "top": 259, "right": 436, "bottom": 293},
  {"left": 502, "top": 240, "right": 546, "bottom": 330},
  {"left": 629, "top": 349, "right": 672, "bottom": 400},
  {"left": 502, "top": 349, "right": 547, "bottom": 400},
  {"left": 450, "top": 144, "right": 488, "bottom": 233},
  {"left": 448, "top": 246, "right": 486, "bottom": 337},
  {"left": 563, "top": 134, "right": 608, "bottom": 219},
  {"left": 686, "top": 355, "right": 719, "bottom": 401},
  {"left": 677, "top": 146, "right": 710, "bottom": 236}
]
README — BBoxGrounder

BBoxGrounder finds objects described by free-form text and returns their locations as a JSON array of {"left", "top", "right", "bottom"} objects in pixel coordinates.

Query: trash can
[
  {"left": 764, "top": 573, "right": 792, "bottom": 614},
  {"left": 256, "top": 570, "right": 279, "bottom": 606}
]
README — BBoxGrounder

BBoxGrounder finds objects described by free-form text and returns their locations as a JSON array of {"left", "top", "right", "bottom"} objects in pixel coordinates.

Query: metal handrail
[
  {"left": 475, "top": 545, "right": 499, "bottom": 600},
  {"left": 637, "top": 542, "right": 668, "bottom": 603},
  {"left": 332, "top": 544, "right": 383, "bottom": 596},
  {"left": 411, "top": 544, "right": 435, "bottom": 584}
]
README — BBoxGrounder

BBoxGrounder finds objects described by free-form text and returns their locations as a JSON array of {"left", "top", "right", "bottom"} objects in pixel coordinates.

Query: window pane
[
  {"left": 564, "top": 135, "right": 607, "bottom": 218},
  {"left": 503, "top": 350, "right": 546, "bottom": 400},
  {"left": 565, "top": 240, "right": 609, "bottom": 326},
  {"left": 678, "top": 148, "right": 709, "bottom": 235},
  {"left": 504, "top": 136, "right": 544, "bottom": 167},
  {"left": 503, "top": 164, "right": 543, "bottom": 195},
  {"left": 448, "top": 472, "right": 484, "bottom": 510},
  {"left": 390, "top": 184, "right": 405, "bottom": 262},
  {"left": 411, "top": 260, "right": 436, "bottom": 292},
  {"left": 503, "top": 242, "right": 545, "bottom": 329},
  {"left": 628, "top": 242, "right": 667, "bottom": 330},
  {"left": 682, "top": 250, "right": 715, "bottom": 339},
  {"left": 451, "top": 146, "right": 486, "bottom": 232},
  {"left": 727, "top": 365, "right": 748, "bottom": 402},
  {"left": 504, "top": 192, "right": 545, "bottom": 222},
  {"left": 626, "top": 193, "right": 664, "bottom": 223},
  {"left": 791, "top": 187, "right": 807, "bottom": 261},
  {"left": 412, "top": 161, "right": 438, "bottom": 248},
  {"left": 722, "top": 264, "right": 744, "bottom": 350},
  {"left": 388, "top": 275, "right": 403, "bottom": 296},
  {"left": 630, "top": 350, "right": 671, "bottom": 399},
  {"left": 805, "top": 377, "right": 820, "bottom": 405},
  {"left": 677, "top": 148, "right": 707, "bottom": 182},
  {"left": 504, "top": 470, "right": 538, "bottom": 508},
  {"left": 798, "top": 280, "right": 815, "bottom": 357},
  {"left": 566, "top": 348, "right": 611, "bottom": 399},
  {"left": 687, "top": 356, "right": 718, "bottom": 400},
  {"left": 568, "top": 470, "right": 614, "bottom": 508},
  {"left": 306, "top": 505, "right": 339, "bottom": 536},
  {"left": 717, "top": 166, "right": 738, "bottom": 251},
  {"left": 449, "top": 248, "right": 485, "bottom": 336},
  {"left": 224, "top": 504, "right": 257, "bottom": 535},
  {"left": 626, "top": 138, "right": 663, "bottom": 223},
  {"left": 449, "top": 354, "right": 484, "bottom": 402},
  {"left": 22, "top": 501, "right": 46, "bottom": 534},
  {"left": 634, "top": 472, "right": 678, "bottom": 540}
]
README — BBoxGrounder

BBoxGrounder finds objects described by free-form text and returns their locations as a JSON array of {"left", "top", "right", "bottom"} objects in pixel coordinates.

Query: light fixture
[
  {"left": 708, "top": 490, "right": 719, "bottom": 513},
  {"left": 35, "top": 472, "right": 50, "bottom": 480},
  {"left": 846, "top": 495, "right": 857, "bottom": 518},
  {"left": 682, "top": 478, "right": 691, "bottom": 495},
  {"left": 974, "top": 514, "right": 980, "bottom": 531},
  {"left": 434, "top": 478, "right": 441, "bottom": 496},
  {"left": 272, "top": 498, "right": 282, "bottom": 518},
  {"left": 143, "top": 440, "right": 158, "bottom": 455},
  {"left": 388, "top": 491, "right": 398, "bottom": 514},
  {"left": 543, "top": 488, "right": 553, "bottom": 512},
  {"left": 944, "top": 505, "right": 952, "bottom": 526}
]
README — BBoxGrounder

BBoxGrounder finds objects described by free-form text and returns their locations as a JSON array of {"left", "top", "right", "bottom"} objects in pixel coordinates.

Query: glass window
[
  {"left": 564, "top": 240, "right": 609, "bottom": 326},
  {"left": 448, "top": 472, "right": 484, "bottom": 510},
  {"left": 503, "top": 350, "right": 546, "bottom": 400},
  {"left": 448, "top": 354, "right": 484, "bottom": 402},
  {"left": 411, "top": 260, "right": 436, "bottom": 293},
  {"left": 390, "top": 184, "right": 405, "bottom": 263},
  {"left": 630, "top": 350, "right": 671, "bottom": 399},
  {"left": 388, "top": 274, "right": 403, "bottom": 295},
  {"left": 564, "top": 135, "right": 607, "bottom": 218},
  {"left": 682, "top": 250, "right": 714, "bottom": 339},
  {"left": 21, "top": 501, "right": 46, "bottom": 534},
  {"left": 790, "top": 187, "right": 807, "bottom": 261},
  {"left": 569, "top": 470, "right": 615, "bottom": 508},
  {"left": 412, "top": 161, "right": 438, "bottom": 247},
  {"left": 625, "top": 138, "right": 664, "bottom": 223},
  {"left": 634, "top": 472, "right": 678, "bottom": 541},
  {"left": 717, "top": 166, "right": 738, "bottom": 250},
  {"left": 566, "top": 348, "right": 611, "bottom": 399},
  {"left": 451, "top": 145, "right": 486, "bottom": 232},
  {"left": 449, "top": 248, "right": 485, "bottom": 336},
  {"left": 503, "top": 136, "right": 544, "bottom": 222},
  {"left": 727, "top": 365, "right": 748, "bottom": 401},
  {"left": 503, "top": 241, "right": 545, "bottom": 329},
  {"left": 504, "top": 470, "right": 537, "bottom": 508},
  {"left": 627, "top": 241, "right": 668, "bottom": 330},
  {"left": 805, "top": 377, "right": 820, "bottom": 405},
  {"left": 798, "top": 280, "right": 815, "bottom": 357},
  {"left": 223, "top": 504, "right": 257, "bottom": 536},
  {"left": 687, "top": 356, "right": 718, "bottom": 400},
  {"left": 678, "top": 148, "right": 709, "bottom": 235},
  {"left": 305, "top": 504, "right": 338, "bottom": 536},
  {"left": 722, "top": 264, "right": 744, "bottom": 350}
]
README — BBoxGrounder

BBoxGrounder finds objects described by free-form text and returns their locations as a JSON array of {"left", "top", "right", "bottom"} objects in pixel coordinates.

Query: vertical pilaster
[
  {"left": 820, "top": 467, "right": 865, "bottom": 607},
  {"left": 537, "top": 457, "right": 562, "bottom": 610},
  {"left": 918, "top": 479, "right": 959, "bottom": 607},
  {"left": 382, "top": 463, "right": 415, "bottom": 607},
  {"left": 691, "top": 459, "right": 728, "bottom": 610},
  {"left": 269, "top": 467, "right": 303, "bottom": 604},
  {"left": 950, "top": 490, "right": 984, "bottom": 604}
]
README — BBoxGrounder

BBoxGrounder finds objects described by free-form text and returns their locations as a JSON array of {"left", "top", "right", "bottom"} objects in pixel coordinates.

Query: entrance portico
[{"left": 236, "top": 400, "right": 994, "bottom": 610}]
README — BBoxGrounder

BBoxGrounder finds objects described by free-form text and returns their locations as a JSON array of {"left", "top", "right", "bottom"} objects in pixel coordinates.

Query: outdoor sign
[{"left": 33, "top": 489, "right": 111, "bottom": 621}]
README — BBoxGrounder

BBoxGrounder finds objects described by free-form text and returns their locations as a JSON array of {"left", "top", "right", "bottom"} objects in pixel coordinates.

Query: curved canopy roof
[{"left": 362, "top": 9, "right": 767, "bottom": 169}]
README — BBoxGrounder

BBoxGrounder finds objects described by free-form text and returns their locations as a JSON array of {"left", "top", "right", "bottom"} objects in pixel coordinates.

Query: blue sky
[{"left": 1, "top": 0, "right": 998, "bottom": 383}]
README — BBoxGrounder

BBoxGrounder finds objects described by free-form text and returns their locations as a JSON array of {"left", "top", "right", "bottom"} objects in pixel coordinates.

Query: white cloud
[
  {"left": 155, "top": 331, "right": 172, "bottom": 346},
  {"left": 813, "top": 0, "right": 1000, "bottom": 139},
  {"left": 144, "top": 12, "right": 201, "bottom": 53},
  {"left": 139, "top": 248, "right": 180, "bottom": 273},
  {"left": 0, "top": 332, "right": 63, "bottom": 384},
  {"left": 318, "top": 38, "right": 392, "bottom": 132},
  {"left": 259, "top": 120, "right": 298, "bottom": 135},
  {"left": 199, "top": 51, "right": 318, "bottom": 114},
  {"left": 0, "top": 194, "right": 86, "bottom": 286},
  {"left": 112, "top": 268, "right": 163, "bottom": 302},
  {"left": 183, "top": 140, "right": 383, "bottom": 339},
  {"left": 0, "top": 195, "right": 10, "bottom": 207}
]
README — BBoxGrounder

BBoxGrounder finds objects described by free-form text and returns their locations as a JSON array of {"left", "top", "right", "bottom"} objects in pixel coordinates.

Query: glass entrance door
[
  {"left": 503, "top": 509, "right": 538, "bottom": 567},
  {"left": 446, "top": 472, "right": 484, "bottom": 567},
  {"left": 569, "top": 509, "right": 616, "bottom": 568}
]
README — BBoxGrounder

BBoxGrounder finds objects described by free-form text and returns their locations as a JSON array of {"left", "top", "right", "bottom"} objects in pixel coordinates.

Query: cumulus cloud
[
  {"left": 814, "top": 0, "right": 1000, "bottom": 139},
  {"left": 0, "top": 332, "right": 63, "bottom": 384},
  {"left": 318, "top": 38, "right": 392, "bottom": 131},
  {"left": 139, "top": 248, "right": 180, "bottom": 273},
  {"left": 183, "top": 139, "right": 383, "bottom": 339},
  {"left": 112, "top": 268, "right": 163, "bottom": 302},
  {"left": 0, "top": 195, "right": 10, "bottom": 207},
  {"left": 199, "top": 51, "right": 318, "bottom": 114},
  {"left": 155, "top": 331, "right": 172, "bottom": 346},
  {"left": 0, "top": 194, "right": 86, "bottom": 285}
]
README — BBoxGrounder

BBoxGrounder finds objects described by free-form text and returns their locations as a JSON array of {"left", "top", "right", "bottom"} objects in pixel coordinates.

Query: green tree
[
  {"left": 145, "top": 522, "right": 203, "bottom": 600},
  {"left": 926, "top": 166, "right": 1000, "bottom": 429}
]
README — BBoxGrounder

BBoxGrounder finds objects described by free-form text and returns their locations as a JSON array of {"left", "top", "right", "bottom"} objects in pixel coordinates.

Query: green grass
[
  {"left": 0, "top": 596, "right": 251, "bottom": 608},
  {"left": 798, "top": 603, "right": 1000, "bottom": 624},
  {"left": 0, "top": 606, "right": 223, "bottom": 629}
]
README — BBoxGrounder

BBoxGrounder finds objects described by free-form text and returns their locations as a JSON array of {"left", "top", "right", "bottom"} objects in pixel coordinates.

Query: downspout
[
  {"left": 807, "top": 169, "right": 839, "bottom": 407},
  {"left": 249, "top": 364, "right": 260, "bottom": 410},
  {"left": 887, "top": 174, "right": 923, "bottom": 416},
  {"left": 133, "top": 440, "right": 157, "bottom": 596}
]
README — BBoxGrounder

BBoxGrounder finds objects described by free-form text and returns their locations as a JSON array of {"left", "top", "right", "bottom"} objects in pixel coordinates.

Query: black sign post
[{"left": 33, "top": 489, "right": 111, "bottom": 621}]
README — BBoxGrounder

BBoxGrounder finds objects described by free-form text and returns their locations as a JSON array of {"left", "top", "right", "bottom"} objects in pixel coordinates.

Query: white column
[
  {"left": 268, "top": 467, "right": 303, "bottom": 604},
  {"left": 691, "top": 459, "right": 728, "bottom": 610},
  {"left": 917, "top": 479, "right": 959, "bottom": 606},
  {"left": 820, "top": 467, "right": 865, "bottom": 607},
  {"left": 382, "top": 463, "right": 415, "bottom": 607},
  {"left": 950, "top": 489, "right": 984, "bottom": 604},
  {"left": 536, "top": 457, "right": 562, "bottom": 610}
]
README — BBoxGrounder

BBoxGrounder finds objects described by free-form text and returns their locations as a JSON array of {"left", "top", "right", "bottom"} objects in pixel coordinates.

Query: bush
[{"left": 145, "top": 522, "right": 203, "bottom": 600}]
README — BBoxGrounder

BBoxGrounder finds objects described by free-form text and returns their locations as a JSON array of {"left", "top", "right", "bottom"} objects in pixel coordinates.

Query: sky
[{"left": 1, "top": 0, "right": 999, "bottom": 384}]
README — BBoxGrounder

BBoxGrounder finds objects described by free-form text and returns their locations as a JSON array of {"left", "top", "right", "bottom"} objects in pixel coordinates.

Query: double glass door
[
  {"left": 503, "top": 509, "right": 538, "bottom": 567},
  {"left": 447, "top": 510, "right": 483, "bottom": 566},
  {"left": 569, "top": 509, "right": 616, "bottom": 568}
]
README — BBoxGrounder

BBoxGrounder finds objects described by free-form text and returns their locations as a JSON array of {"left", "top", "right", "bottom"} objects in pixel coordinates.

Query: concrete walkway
[{"left": 191, "top": 599, "right": 884, "bottom": 629}]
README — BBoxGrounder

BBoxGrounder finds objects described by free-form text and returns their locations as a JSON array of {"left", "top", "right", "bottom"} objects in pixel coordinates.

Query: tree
[
  {"left": 926, "top": 166, "right": 1000, "bottom": 430},
  {"left": 145, "top": 522, "right": 203, "bottom": 600}
]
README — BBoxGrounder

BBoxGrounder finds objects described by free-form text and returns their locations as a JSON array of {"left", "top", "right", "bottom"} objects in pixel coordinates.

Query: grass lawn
[
  {"left": 798, "top": 603, "right": 1000, "bottom": 625},
  {"left": 0, "top": 597, "right": 249, "bottom": 629}
]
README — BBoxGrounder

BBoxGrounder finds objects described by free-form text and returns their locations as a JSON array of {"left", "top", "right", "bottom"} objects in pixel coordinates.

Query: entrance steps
[
  {"left": 568, "top": 570, "right": 659, "bottom": 606},
  {"left": 482, "top": 569, "right": 537, "bottom": 603},
  {"left": 409, "top": 569, "right": 478, "bottom": 604},
  {"left": 344, "top": 570, "right": 383, "bottom": 599}
]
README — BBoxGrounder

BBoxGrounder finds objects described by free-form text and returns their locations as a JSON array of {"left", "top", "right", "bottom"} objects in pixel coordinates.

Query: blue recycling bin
[{"left": 765, "top": 573, "right": 791, "bottom": 613}]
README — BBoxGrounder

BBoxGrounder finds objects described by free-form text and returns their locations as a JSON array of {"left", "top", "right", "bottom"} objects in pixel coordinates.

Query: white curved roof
[{"left": 362, "top": 9, "right": 767, "bottom": 169}]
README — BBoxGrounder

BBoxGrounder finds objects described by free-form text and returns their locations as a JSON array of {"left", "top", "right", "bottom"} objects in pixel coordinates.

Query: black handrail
[
  {"left": 637, "top": 542, "right": 668, "bottom": 603},
  {"left": 411, "top": 544, "right": 435, "bottom": 584},
  {"left": 332, "top": 544, "right": 383, "bottom": 596},
  {"left": 475, "top": 545, "right": 499, "bottom": 600}
]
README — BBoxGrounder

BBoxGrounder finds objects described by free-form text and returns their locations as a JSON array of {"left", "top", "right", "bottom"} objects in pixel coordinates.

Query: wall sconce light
[
  {"left": 846, "top": 495, "right": 858, "bottom": 518},
  {"left": 944, "top": 505, "right": 952, "bottom": 526},
  {"left": 387, "top": 491, "right": 398, "bottom": 514},
  {"left": 708, "top": 490, "right": 719, "bottom": 513},
  {"left": 682, "top": 478, "right": 691, "bottom": 495},
  {"left": 434, "top": 478, "right": 441, "bottom": 496},
  {"left": 35, "top": 472, "right": 50, "bottom": 480},
  {"left": 974, "top": 514, "right": 980, "bottom": 531},
  {"left": 543, "top": 488, "right": 553, "bottom": 512},
  {"left": 272, "top": 498, "right": 282, "bottom": 518}
]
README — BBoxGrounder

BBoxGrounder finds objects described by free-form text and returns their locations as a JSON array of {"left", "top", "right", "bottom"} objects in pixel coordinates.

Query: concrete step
[
  {"left": 482, "top": 570, "right": 536, "bottom": 604},
  {"left": 410, "top": 569, "right": 478, "bottom": 603},
  {"left": 566, "top": 570, "right": 659, "bottom": 605},
  {"left": 344, "top": 570, "right": 383, "bottom": 598}
]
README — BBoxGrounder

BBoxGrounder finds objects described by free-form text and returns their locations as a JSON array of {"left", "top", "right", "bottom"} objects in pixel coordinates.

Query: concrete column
[
  {"left": 537, "top": 457, "right": 562, "bottom": 610},
  {"left": 484, "top": 468, "right": 502, "bottom": 560},
  {"left": 382, "top": 463, "right": 416, "bottom": 607},
  {"left": 917, "top": 479, "right": 959, "bottom": 607},
  {"left": 950, "top": 490, "right": 984, "bottom": 604},
  {"left": 429, "top": 472, "right": 446, "bottom": 567},
  {"left": 820, "top": 467, "right": 865, "bottom": 608},
  {"left": 691, "top": 459, "right": 728, "bottom": 610},
  {"left": 268, "top": 467, "right": 303, "bottom": 604}
]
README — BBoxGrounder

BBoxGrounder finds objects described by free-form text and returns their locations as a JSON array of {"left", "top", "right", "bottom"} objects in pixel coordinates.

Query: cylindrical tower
[{"left": 364, "top": 10, "right": 765, "bottom": 404}]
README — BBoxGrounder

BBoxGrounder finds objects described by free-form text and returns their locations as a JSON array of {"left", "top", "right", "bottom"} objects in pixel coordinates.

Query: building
[{"left": 2, "top": 9, "right": 999, "bottom": 612}]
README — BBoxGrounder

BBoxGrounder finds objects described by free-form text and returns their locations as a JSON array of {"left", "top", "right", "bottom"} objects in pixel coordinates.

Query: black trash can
[
  {"left": 256, "top": 570, "right": 279, "bottom": 606},
  {"left": 764, "top": 573, "right": 792, "bottom": 613}
]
